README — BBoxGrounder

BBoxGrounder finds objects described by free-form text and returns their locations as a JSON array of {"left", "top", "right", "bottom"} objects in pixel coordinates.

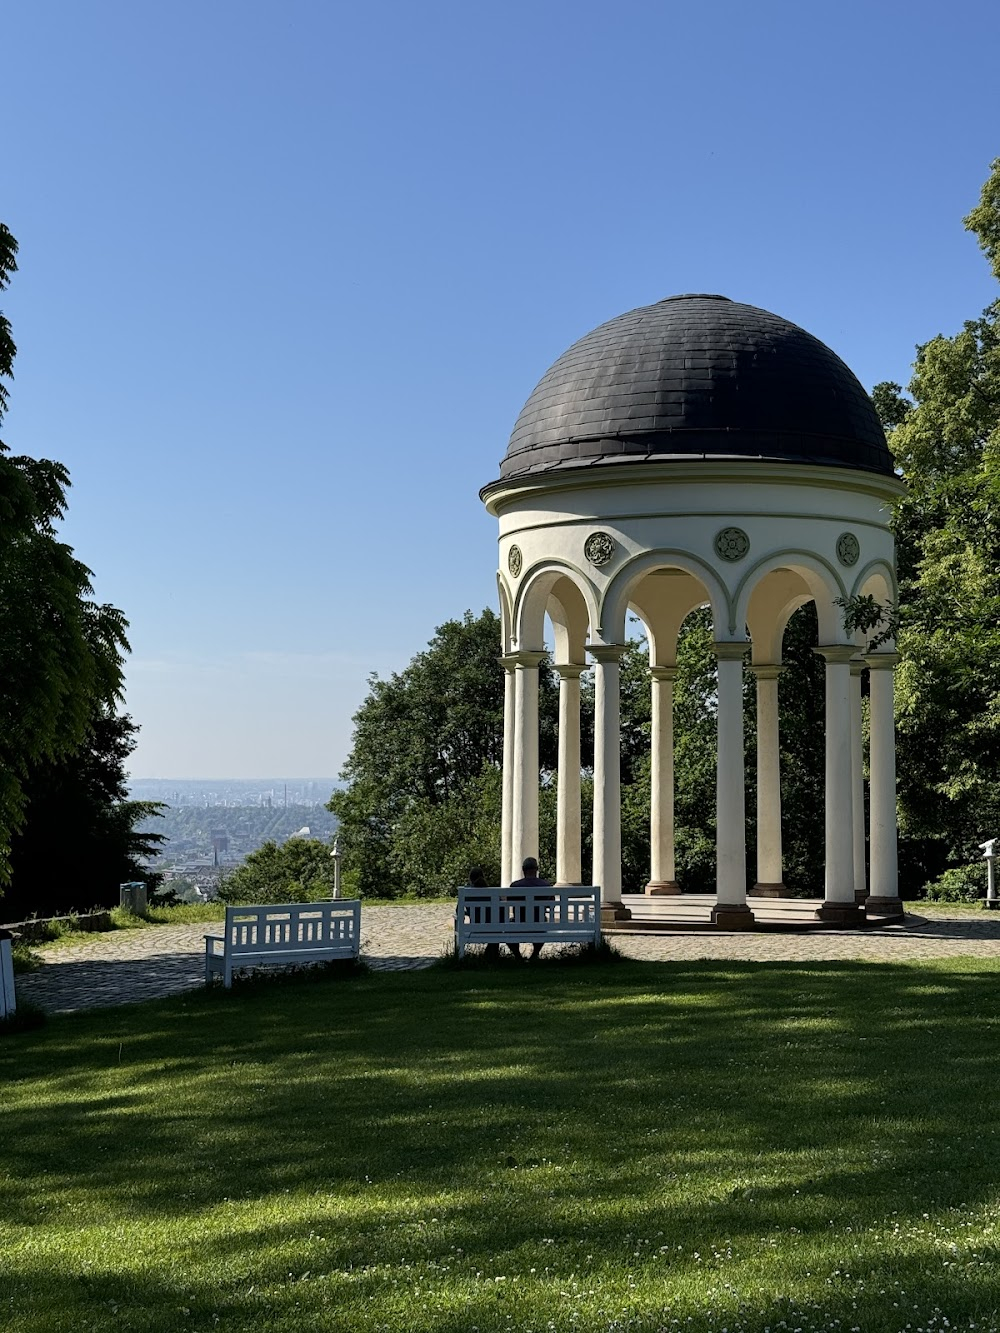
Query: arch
[
  {"left": 497, "top": 574, "right": 514, "bottom": 654},
  {"left": 851, "top": 559, "right": 898, "bottom": 605},
  {"left": 851, "top": 559, "right": 898, "bottom": 651},
  {"left": 600, "top": 549, "right": 729, "bottom": 646},
  {"left": 733, "top": 550, "right": 848, "bottom": 644},
  {"left": 546, "top": 575, "right": 591, "bottom": 664},
  {"left": 513, "top": 561, "right": 597, "bottom": 654},
  {"left": 628, "top": 570, "right": 712, "bottom": 666},
  {"left": 745, "top": 567, "right": 813, "bottom": 664}
]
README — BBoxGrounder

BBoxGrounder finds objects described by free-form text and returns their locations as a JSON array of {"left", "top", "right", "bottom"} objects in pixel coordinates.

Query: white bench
[
  {"left": 455, "top": 887, "right": 601, "bottom": 958},
  {"left": 205, "top": 901, "right": 361, "bottom": 988}
]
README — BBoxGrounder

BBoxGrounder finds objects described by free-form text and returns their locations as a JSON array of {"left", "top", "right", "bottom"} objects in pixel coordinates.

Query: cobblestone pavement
[{"left": 14, "top": 905, "right": 1000, "bottom": 1015}]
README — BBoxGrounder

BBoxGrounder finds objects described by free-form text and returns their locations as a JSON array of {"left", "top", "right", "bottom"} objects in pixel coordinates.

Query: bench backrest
[
  {"left": 457, "top": 887, "right": 600, "bottom": 931},
  {"left": 223, "top": 900, "right": 360, "bottom": 955}
]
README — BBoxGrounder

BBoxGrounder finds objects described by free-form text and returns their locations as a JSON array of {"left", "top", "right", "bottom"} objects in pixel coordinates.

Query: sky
[{"left": 4, "top": 0, "right": 1000, "bottom": 780}]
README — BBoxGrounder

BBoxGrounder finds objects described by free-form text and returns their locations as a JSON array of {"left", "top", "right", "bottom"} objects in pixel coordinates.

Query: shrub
[{"left": 921, "top": 863, "right": 986, "bottom": 903}]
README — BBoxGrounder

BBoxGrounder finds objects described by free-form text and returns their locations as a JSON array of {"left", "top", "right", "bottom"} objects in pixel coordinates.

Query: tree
[
  {"left": 872, "top": 158, "right": 1000, "bottom": 885},
  {"left": 4, "top": 711, "right": 163, "bottom": 919},
  {"left": 0, "top": 223, "right": 142, "bottom": 895},
  {"left": 217, "top": 838, "right": 339, "bottom": 904}
]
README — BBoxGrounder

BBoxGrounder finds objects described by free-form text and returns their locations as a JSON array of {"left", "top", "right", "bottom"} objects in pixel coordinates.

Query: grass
[
  {"left": 909, "top": 900, "right": 995, "bottom": 916},
  {"left": 2, "top": 958, "right": 1000, "bottom": 1333}
]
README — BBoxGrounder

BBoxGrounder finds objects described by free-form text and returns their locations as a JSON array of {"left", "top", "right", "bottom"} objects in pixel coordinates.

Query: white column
[
  {"left": 590, "top": 644, "right": 626, "bottom": 918},
  {"left": 866, "top": 652, "right": 901, "bottom": 912},
  {"left": 712, "top": 641, "right": 753, "bottom": 927},
  {"left": 511, "top": 651, "right": 545, "bottom": 875},
  {"left": 500, "top": 656, "right": 517, "bottom": 886},
  {"left": 750, "top": 664, "right": 784, "bottom": 895},
  {"left": 815, "top": 646, "right": 859, "bottom": 922},
  {"left": 850, "top": 660, "right": 867, "bottom": 903},
  {"left": 555, "top": 664, "right": 584, "bottom": 886},
  {"left": 647, "top": 666, "right": 679, "bottom": 893}
]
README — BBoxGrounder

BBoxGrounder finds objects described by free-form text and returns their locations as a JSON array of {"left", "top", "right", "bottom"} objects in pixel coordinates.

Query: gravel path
[{"left": 14, "top": 905, "right": 1000, "bottom": 1015}]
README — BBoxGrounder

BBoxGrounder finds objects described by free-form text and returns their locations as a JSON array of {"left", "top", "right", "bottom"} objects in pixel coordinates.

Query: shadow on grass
[
  {"left": 435, "top": 938, "right": 626, "bottom": 969},
  {"left": 2, "top": 958, "right": 1000, "bottom": 1330}
]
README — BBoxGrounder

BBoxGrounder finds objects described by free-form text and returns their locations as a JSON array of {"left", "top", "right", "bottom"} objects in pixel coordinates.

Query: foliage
[
  {"left": 3, "top": 711, "right": 164, "bottom": 920},
  {"left": 834, "top": 592, "right": 899, "bottom": 652},
  {"left": 872, "top": 159, "right": 1000, "bottom": 882},
  {"left": 3, "top": 960, "right": 1000, "bottom": 1329},
  {"left": 217, "top": 837, "right": 338, "bottom": 904},
  {"left": 920, "top": 863, "right": 987, "bottom": 903}
]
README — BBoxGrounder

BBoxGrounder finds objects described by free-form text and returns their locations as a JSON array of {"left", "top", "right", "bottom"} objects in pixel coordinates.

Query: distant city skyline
[{"left": 6, "top": 2, "right": 1000, "bottom": 778}]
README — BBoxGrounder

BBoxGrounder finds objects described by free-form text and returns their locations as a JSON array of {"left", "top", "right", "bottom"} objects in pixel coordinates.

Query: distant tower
[{"left": 211, "top": 830, "right": 229, "bottom": 867}]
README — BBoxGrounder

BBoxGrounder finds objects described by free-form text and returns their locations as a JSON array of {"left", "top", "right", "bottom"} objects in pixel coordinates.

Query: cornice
[{"left": 481, "top": 460, "right": 905, "bottom": 516}]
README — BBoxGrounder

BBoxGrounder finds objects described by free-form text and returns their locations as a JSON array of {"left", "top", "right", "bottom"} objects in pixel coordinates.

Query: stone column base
[
  {"left": 854, "top": 888, "right": 869, "bottom": 906},
  {"left": 865, "top": 896, "right": 904, "bottom": 922},
  {"left": 646, "top": 880, "right": 682, "bottom": 895},
  {"left": 817, "top": 901, "right": 864, "bottom": 926},
  {"left": 601, "top": 902, "right": 632, "bottom": 924},
  {"left": 710, "top": 904, "right": 756, "bottom": 931},
  {"left": 750, "top": 882, "right": 786, "bottom": 898}
]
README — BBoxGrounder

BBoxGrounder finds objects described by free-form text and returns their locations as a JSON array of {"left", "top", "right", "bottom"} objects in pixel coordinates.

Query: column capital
[
  {"left": 714, "top": 640, "right": 750, "bottom": 661},
  {"left": 554, "top": 662, "right": 587, "bottom": 681},
  {"left": 649, "top": 665, "right": 678, "bottom": 683},
  {"left": 865, "top": 652, "right": 900, "bottom": 670},
  {"left": 587, "top": 643, "right": 626, "bottom": 665},
  {"left": 509, "top": 650, "right": 547, "bottom": 670},
  {"left": 849, "top": 659, "right": 866, "bottom": 677},
  {"left": 749, "top": 663, "right": 785, "bottom": 680},
  {"left": 813, "top": 644, "right": 858, "bottom": 665}
]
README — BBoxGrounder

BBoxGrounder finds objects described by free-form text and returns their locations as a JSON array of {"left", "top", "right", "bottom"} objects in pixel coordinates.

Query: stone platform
[{"left": 606, "top": 893, "right": 900, "bottom": 932}]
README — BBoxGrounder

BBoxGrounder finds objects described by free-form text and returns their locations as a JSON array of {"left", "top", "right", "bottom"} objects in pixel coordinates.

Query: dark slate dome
[{"left": 497, "top": 295, "right": 891, "bottom": 480}]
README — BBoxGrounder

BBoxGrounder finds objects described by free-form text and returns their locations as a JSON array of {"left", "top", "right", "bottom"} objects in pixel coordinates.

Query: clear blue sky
[{"left": 5, "top": 0, "right": 999, "bottom": 779}]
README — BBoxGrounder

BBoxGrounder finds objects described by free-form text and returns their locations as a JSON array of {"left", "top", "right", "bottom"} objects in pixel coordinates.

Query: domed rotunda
[{"left": 481, "top": 295, "right": 903, "bottom": 928}]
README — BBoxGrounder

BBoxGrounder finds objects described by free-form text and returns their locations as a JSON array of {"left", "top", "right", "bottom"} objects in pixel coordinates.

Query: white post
[
  {"left": 555, "top": 664, "right": 584, "bottom": 886},
  {"left": 512, "top": 651, "right": 545, "bottom": 874},
  {"left": 750, "top": 664, "right": 784, "bottom": 896},
  {"left": 647, "top": 666, "right": 680, "bottom": 894},
  {"left": 500, "top": 656, "right": 518, "bottom": 886},
  {"left": 866, "top": 652, "right": 902, "bottom": 917},
  {"left": 816, "top": 646, "right": 861, "bottom": 923},
  {"left": 850, "top": 660, "right": 867, "bottom": 904},
  {"left": 981, "top": 840, "right": 999, "bottom": 910},
  {"left": 331, "top": 838, "right": 341, "bottom": 899},
  {"left": 712, "top": 641, "right": 754, "bottom": 928},
  {"left": 591, "top": 644, "right": 627, "bottom": 920},
  {"left": 0, "top": 934, "right": 15, "bottom": 1019}
]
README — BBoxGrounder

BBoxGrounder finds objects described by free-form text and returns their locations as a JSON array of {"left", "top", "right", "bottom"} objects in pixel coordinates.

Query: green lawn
[{"left": 2, "top": 957, "right": 999, "bottom": 1332}]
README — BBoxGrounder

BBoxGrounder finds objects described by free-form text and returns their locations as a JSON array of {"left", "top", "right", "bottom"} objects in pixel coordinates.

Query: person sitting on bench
[{"left": 510, "top": 856, "right": 553, "bottom": 960}]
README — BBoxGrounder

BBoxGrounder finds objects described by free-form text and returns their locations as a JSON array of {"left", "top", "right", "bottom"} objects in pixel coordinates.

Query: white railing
[{"left": 455, "top": 887, "right": 601, "bottom": 957}]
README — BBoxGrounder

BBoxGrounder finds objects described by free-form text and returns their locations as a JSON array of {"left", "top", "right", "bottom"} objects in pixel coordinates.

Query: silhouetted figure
[{"left": 509, "top": 856, "right": 552, "bottom": 959}]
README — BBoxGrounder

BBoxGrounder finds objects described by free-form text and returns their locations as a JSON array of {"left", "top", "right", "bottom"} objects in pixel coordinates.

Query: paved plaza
[{"left": 12, "top": 904, "right": 1000, "bottom": 1016}]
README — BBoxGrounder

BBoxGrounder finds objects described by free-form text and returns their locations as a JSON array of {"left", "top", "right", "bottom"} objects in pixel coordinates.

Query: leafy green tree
[
  {"left": 217, "top": 837, "right": 338, "bottom": 904},
  {"left": 0, "top": 224, "right": 131, "bottom": 887},
  {"left": 872, "top": 158, "right": 1000, "bottom": 886},
  {"left": 4, "top": 712, "right": 163, "bottom": 919}
]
